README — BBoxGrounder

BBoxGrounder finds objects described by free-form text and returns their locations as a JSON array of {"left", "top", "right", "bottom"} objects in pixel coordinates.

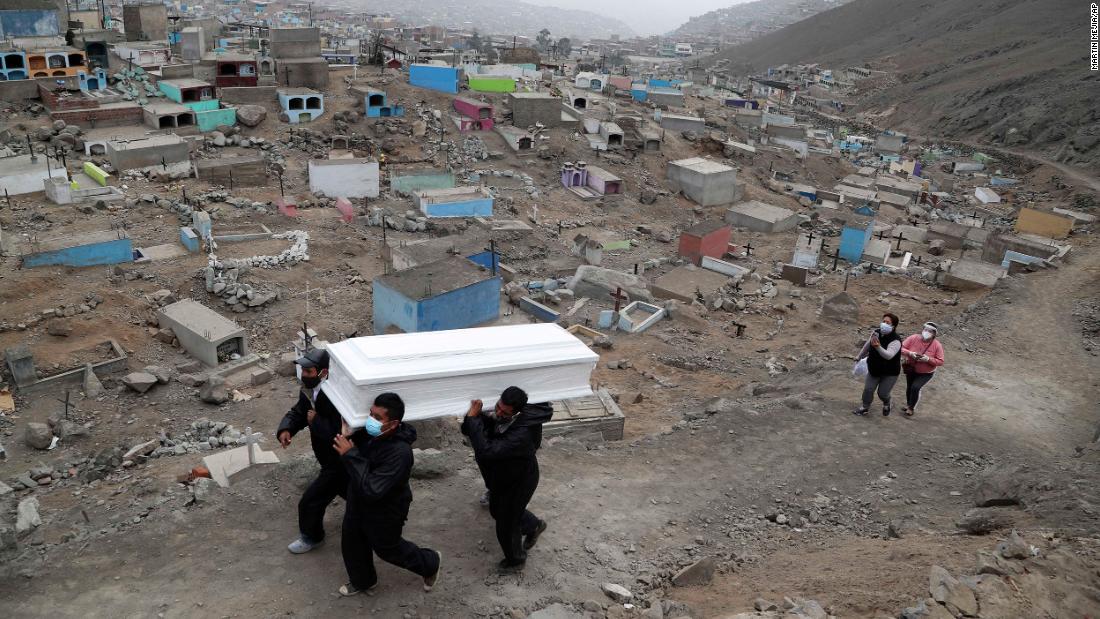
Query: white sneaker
[{"left": 288, "top": 537, "right": 323, "bottom": 554}]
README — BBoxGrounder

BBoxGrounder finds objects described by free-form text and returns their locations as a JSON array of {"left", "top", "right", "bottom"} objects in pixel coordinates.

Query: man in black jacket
[
  {"left": 333, "top": 392, "right": 442, "bottom": 596},
  {"left": 276, "top": 348, "right": 346, "bottom": 554},
  {"left": 462, "top": 386, "right": 552, "bottom": 569}
]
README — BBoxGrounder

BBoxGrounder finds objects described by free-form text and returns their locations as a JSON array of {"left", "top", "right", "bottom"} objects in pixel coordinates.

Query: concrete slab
[
  {"left": 942, "top": 259, "right": 1006, "bottom": 290},
  {"left": 725, "top": 200, "right": 799, "bottom": 233},
  {"left": 652, "top": 265, "right": 731, "bottom": 302},
  {"left": 202, "top": 445, "right": 280, "bottom": 487},
  {"left": 821, "top": 291, "right": 860, "bottom": 323},
  {"left": 700, "top": 256, "right": 750, "bottom": 280}
]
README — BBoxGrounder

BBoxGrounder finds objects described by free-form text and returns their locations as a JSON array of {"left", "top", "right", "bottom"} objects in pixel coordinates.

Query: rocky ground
[{"left": 0, "top": 67, "right": 1098, "bottom": 618}]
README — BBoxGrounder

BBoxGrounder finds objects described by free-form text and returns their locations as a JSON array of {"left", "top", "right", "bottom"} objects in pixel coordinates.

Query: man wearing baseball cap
[{"left": 276, "top": 348, "right": 347, "bottom": 553}]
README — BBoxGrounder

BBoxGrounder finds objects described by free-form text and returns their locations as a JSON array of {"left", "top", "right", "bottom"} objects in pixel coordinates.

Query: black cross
[
  {"left": 911, "top": 255, "right": 924, "bottom": 266},
  {"left": 732, "top": 321, "right": 746, "bottom": 337},
  {"left": 4, "top": 188, "right": 11, "bottom": 209},
  {"left": 633, "top": 263, "right": 639, "bottom": 275},
  {"left": 610, "top": 287, "right": 628, "bottom": 312},
  {"left": 831, "top": 245, "right": 842, "bottom": 271},
  {"left": 876, "top": 229, "right": 887, "bottom": 240},
  {"left": 182, "top": 187, "right": 188, "bottom": 205},
  {"left": 228, "top": 169, "right": 234, "bottom": 191},
  {"left": 56, "top": 390, "right": 73, "bottom": 420},
  {"left": 278, "top": 171, "right": 285, "bottom": 197},
  {"left": 26, "top": 134, "right": 36, "bottom": 163},
  {"left": 894, "top": 232, "right": 905, "bottom": 250},
  {"left": 302, "top": 322, "right": 314, "bottom": 351},
  {"left": 805, "top": 231, "right": 816, "bottom": 245},
  {"left": 557, "top": 221, "right": 562, "bottom": 235},
  {"left": 744, "top": 241, "right": 754, "bottom": 256},
  {"left": 161, "top": 156, "right": 168, "bottom": 171},
  {"left": 843, "top": 271, "right": 851, "bottom": 291}
]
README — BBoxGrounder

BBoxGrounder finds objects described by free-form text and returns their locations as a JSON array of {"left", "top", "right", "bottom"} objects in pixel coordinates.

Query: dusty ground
[{"left": 0, "top": 68, "right": 1099, "bottom": 618}]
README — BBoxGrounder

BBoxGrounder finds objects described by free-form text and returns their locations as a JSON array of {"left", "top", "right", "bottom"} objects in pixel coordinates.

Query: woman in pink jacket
[{"left": 900, "top": 321, "right": 945, "bottom": 417}]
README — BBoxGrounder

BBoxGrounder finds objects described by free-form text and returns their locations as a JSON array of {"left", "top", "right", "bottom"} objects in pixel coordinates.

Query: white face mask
[
  {"left": 921, "top": 330, "right": 934, "bottom": 341},
  {"left": 879, "top": 322, "right": 893, "bottom": 334}
]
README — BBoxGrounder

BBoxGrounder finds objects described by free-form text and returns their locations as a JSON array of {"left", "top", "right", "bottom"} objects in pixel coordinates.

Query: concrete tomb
[
  {"left": 668, "top": 158, "right": 739, "bottom": 207},
  {"left": 678, "top": 220, "right": 732, "bottom": 266},
  {"left": 724, "top": 200, "right": 799, "bottom": 233},
  {"left": 158, "top": 300, "right": 250, "bottom": 367},
  {"left": 371, "top": 256, "right": 501, "bottom": 334}
]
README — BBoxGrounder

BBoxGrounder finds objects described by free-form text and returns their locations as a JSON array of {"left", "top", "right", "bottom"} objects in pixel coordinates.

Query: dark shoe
[
  {"left": 853, "top": 407, "right": 868, "bottom": 416},
  {"left": 339, "top": 582, "right": 377, "bottom": 596},
  {"left": 523, "top": 519, "right": 547, "bottom": 551},
  {"left": 882, "top": 402, "right": 892, "bottom": 416},
  {"left": 498, "top": 558, "right": 526, "bottom": 570},
  {"left": 423, "top": 550, "right": 442, "bottom": 592}
]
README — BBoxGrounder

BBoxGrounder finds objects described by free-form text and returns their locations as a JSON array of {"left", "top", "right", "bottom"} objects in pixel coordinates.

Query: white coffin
[{"left": 321, "top": 324, "right": 599, "bottom": 427}]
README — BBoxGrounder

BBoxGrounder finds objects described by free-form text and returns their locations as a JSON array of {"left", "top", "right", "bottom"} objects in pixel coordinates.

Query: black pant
[
  {"left": 905, "top": 371, "right": 935, "bottom": 410},
  {"left": 341, "top": 503, "right": 438, "bottom": 590},
  {"left": 298, "top": 465, "right": 348, "bottom": 543},
  {"left": 488, "top": 465, "right": 541, "bottom": 564}
]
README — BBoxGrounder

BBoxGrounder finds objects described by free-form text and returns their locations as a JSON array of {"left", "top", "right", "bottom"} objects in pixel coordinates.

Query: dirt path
[{"left": 2, "top": 213, "right": 1098, "bottom": 618}]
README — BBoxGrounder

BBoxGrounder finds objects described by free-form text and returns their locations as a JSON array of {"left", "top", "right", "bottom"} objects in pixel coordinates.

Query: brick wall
[
  {"left": 38, "top": 83, "right": 99, "bottom": 111},
  {"left": 51, "top": 106, "right": 144, "bottom": 128}
]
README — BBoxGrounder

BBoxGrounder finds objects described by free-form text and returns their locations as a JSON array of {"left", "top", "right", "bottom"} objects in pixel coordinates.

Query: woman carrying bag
[
  {"left": 854, "top": 313, "right": 902, "bottom": 417},
  {"left": 900, "top": 321, "right": 945, "bottom": 417}
]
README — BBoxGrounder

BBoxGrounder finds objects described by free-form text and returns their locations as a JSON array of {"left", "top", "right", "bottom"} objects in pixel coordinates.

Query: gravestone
[{"left": 780, "top": 263, "right": 808, "bottom": 286}]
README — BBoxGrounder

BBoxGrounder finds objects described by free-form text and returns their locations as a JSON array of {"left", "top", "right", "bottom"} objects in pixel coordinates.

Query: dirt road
[{"left": 2, "top": 245, "right": 1098, "bottom": 618}]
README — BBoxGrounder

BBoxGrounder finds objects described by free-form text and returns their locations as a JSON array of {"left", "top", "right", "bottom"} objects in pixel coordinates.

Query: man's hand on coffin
[
  {"left": 333, "top": 433, "right": 353, "bottom": 456},
  {"left": 467, "top": 400, "right": 483, "bottom": 418}
]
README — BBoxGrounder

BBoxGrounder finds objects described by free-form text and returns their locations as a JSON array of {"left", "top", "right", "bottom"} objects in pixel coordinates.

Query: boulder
[
  {"left": 671, "top": 556, "right": 717, "bottom": 586},
  {"left": 236, "top": 105, "right": 268, "bottom": 127},
  {"left": 929, "top": 565, "right": 978, "bottom": 617},
  {"left": 569, "top": 265, "right": 653, "bottom": 304},
  {"left": 16, "top": 497, "right": 42, "bottom": 533},
  {"left": 821, "top": 291, "right": 861, "bottom": 323},
  {"left": 122, "top": 371, "right": 158, "bottom": 393},
  {"left": 996, "top": 529, "right": 1031, "bottom": 559},
  {"left": 955, "top": 508, "right": 1011, "bottom": 535},
  {"left": 200, "top": 376, "right": 230, "bottom": 404},
  {"left": 410, "top": 448, "right": 449, "bottom": 479},
  {"left": 46, "top": 320, "right": 72, "bottom": 336},
  {"left": 24, "top": 422, "right": 53, "bottom": 449},
  {"left": 144, "top": 365, "right": 171, "bottom": 384},
  {"left": 974, "top": 464, "right": 1024, "bottom": 507},
  {"left": 600, "top": 583, "right": 633, "bottom": 603}
]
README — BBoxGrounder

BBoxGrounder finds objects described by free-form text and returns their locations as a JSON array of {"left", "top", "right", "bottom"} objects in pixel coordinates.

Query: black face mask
[{"left": 301, "top": 375, "right": 322, "bottom": 389}]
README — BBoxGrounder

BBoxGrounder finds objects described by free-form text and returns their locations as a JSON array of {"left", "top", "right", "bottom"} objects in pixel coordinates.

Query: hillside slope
[
  {"left": 707, "top": 0, "right": 1098, "bottom": 167},
  {"left": 383, "top": 0, "right": 633, "bottom": 40},
  {"left": 672, "top": 0, "right": 851, "bottom": 41}
]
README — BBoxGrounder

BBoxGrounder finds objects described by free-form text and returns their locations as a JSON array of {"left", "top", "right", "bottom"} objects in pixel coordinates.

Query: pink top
[{"left": 901, "top": 334, "right": 945, "bottom": 374}]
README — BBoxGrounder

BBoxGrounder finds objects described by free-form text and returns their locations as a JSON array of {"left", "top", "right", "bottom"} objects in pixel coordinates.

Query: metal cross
[
  {"left": 302, "top": 321, "right": 314, "bottom": 351},
  {"left": 831, "top": 245, "right": 842, "bottom": 271},
  {"left": 731, "top": 321, "right": 746, "bottom": 337},
  {"left": 56, "top": 389, "right": 74, "bottom": 420},
  {"left": 610, "top": 287, "right": 628, "bottom": 312},
  {"left": 876, "top": 229, "right": 887, "bottom": 240},
  {"left": 743, "top": 241, "right": 754, "bottom": 256},
  {"left": 894, "top": 232, "right": 905, "bottom": 250},
  {"left": 805, "top": 231, "right": 816, "bottom": 245}
]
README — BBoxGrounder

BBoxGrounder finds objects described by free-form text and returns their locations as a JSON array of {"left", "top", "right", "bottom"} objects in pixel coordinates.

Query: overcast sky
[{"left": 524, "top": 0, "right": 748, "bottom": 36}]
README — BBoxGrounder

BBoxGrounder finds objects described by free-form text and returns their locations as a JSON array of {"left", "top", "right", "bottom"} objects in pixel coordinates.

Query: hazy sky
[{"left": 524, "top": 0, "right": 748, "bottom": 36}]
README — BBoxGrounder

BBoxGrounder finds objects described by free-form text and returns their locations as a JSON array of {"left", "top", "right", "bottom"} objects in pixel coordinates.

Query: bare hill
[
  {"left": 671, "top": 0, "right": 851, "bottom": 41},
  {"left": 707, "top": 0, "right": 1098, "bottom": 167}
]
